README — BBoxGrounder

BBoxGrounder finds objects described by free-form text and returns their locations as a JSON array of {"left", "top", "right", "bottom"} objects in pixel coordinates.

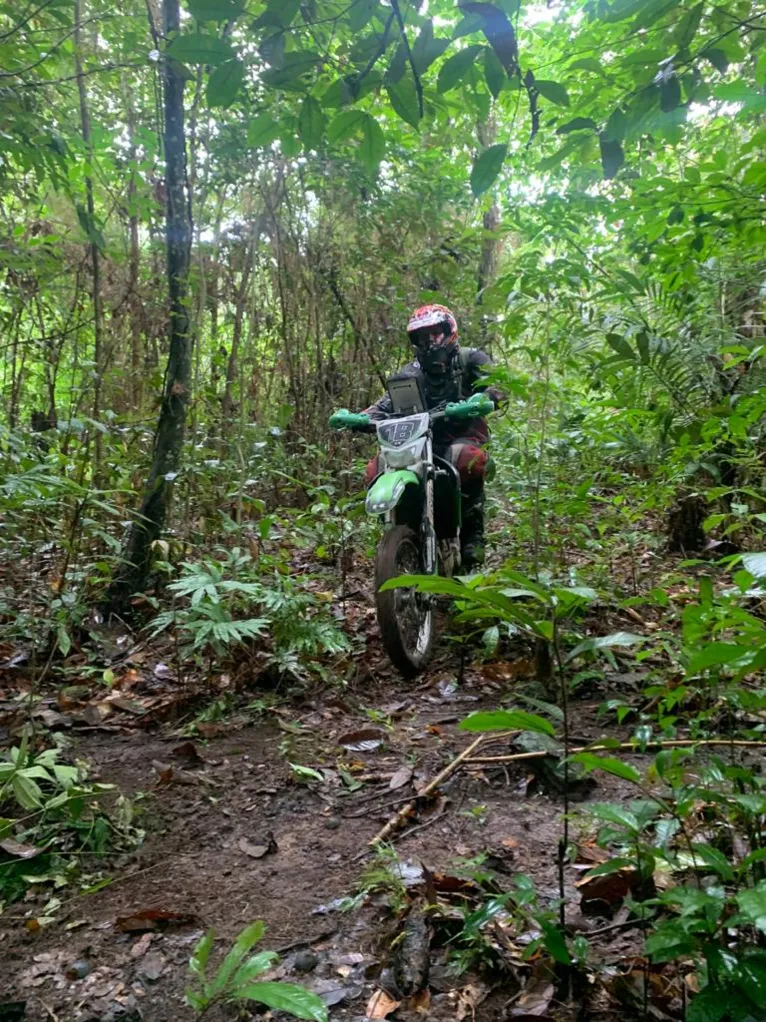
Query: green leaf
[
  {"left": 206, "top": 59, "right": 245, "bottom": 108},
  {"left": 704, "top": 49, "right": 729, "bottom": 74},
  {"left": 589, "top": 802, "right": 640, "bottom": 832},
  {"left": 289, "top": 763, "right": 325, "bottom": 782},
  {"left": 736, "top": 882, "right": 766, "bottom": 931},
  {"left": 386, "top": 79, "right": 421, "bottom": 129},
  {"left": 569, "top": 57, "right": 603, "bottom": 74},
  {"left": 235, "top": 981, "right": 328, "bottom": 1022},
  {"left": 167, "top": 33, "right": 235, "bottom": 66},
  {"left": 599, "top": 135, "right": 624, "bottom": 179},
  {"left": 247, "top": 114, "right": 280, "bottom": 148},
  {"left": 261, "top": 51, "right": 320, "bottom": 90},
  {"left": 742, "top": 552, "right": 766, "bottom": 578},
  {"left": 189, "top": 929, "right": 215, "bottom": 976},
  {"left": 327, "top": 109, "right": 365, "bottom": 142},
  {"left": 437, "top": 44, "right": 483, "bottom": 93},
  {"left": 298, "top": 96, "right": 325, "bottom": 149},
  {"left": 232, "top": 951, "right": 280, "bottom": 987},
  {"left": 674, "top": 2, "right": 703, "bottom": 47},
  {"left": 691, "top": 844, "right": 735, "bottom": 882},
  {"left": 12, "top": 773, "right": 43, "bottom": 809},
  {"left": 187, "top": 0, "right": 245, "bottom": 21},
  {"left": 568, "top": 630, "right": 642, "bottom": 661},
  {"left": 556, "top": 117, "right": 597, "bottom": 134},
  {"left": 569, "top": 753, "right": 641, "bottom": 784},
  {"left": 686, "top": 985, "right": 732, "bottom": 1022},
  {"left": 660, "top": 76, "right": 681, "bottom": 113},
  {"left": 209, "top": 921, "right": 266, "bottom": 997},
  {"left": 535, "top": 80, "right": 570, "bottom": 107},
  {"left": 470, "top": 143, "right": 507, "bottom": 197},
  {"left": 645, "top": 921, "right": 696, "bottom": 961},
  {"left": 57, "top": 625, "right": 71, "bottom": 657},
  {"left": 459, "top": 709, "right": 555, "bottom": 737},
  {"left": 483, "top": 46, "right": 505, "bottom": 98},
  {"left": 686, "top": 643, "right": 753, "bottom": 675},
  {"left": 359, "top": 114, "right": 385, "bottom": 174}
]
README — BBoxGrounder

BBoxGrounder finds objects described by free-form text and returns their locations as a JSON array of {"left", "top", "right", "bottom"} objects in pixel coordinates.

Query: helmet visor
[{"left": 409, "top": 322, "right": 451, "bottom": 348}]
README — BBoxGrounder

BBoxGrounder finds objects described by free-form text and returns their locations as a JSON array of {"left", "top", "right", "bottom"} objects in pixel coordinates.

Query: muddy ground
[{"left": 1, "top": 626, "right": 650, "bottom": 1022}]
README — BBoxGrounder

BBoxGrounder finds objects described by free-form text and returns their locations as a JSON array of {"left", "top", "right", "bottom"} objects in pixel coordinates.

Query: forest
[{"left": 2, "top": 0, "right": 766, "bottom": 1019}]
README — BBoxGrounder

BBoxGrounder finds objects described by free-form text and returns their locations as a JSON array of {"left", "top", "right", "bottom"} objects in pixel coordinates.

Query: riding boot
[{"left": 460, "top": 484, "right": 485, "bottom": 569}]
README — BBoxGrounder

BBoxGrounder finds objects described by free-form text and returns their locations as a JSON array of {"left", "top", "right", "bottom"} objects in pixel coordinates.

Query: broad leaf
[
  {"left": 459, "top": 709, "right": 555, "bottom": 736},
  {"left": 599, "top": 135, "right": 624, "bottom": 179},
  {"left": 567, "top": 630, "right": 643, "bottom": 661},
  {"left": 209, "top": 920, "right": 266, "bottom": 996},
  {"left": 736, "top": 882, "right": 766, "bottom": 931},
  {"left": 206, "top": 59, "right": 245, "bottom": 108},
  {"left": 686, "top": 642, "right": 752, "bottom": 675},
  {"left": 483, "top": 46, "right": 505, "bottom": 98},
  {"left": 436, "top": 44, "right": 483, "bottom": 94},
  {"left": 236, "top": 981, "right": 328, "bottom": 1022},
  {"left": 470, "top": 143, "right": 507, "bottom": 197},
  {"left": 12, "top": 773, "right": 42, "bottom": 809},
  {"left": 359, "top": 114, "right": 385, "bottom": 174},
  {"left": 742, "top": 552, "right": 766, "bottom": 579},
  {"left": 557, "top": 117, "right": 597, "bottom": 134},
  {"left": 189, "top": 929, "right": 215, "bottom": 976},
  {"left": 167, "top": 33, "right": 235, "bottom": 66},
  {"left": 386, "top": 79, "right": 420, "bottom": 130},
  {"left": 247, "top": 114, "right": 280, "bottom": 148},
  {"left": 298, "top": 96, "right": 325, "bottom": 149},
  {"left": 535, "top": 80, "right": 570, "bottom": 107},
  {"left": 187, "top": 0, "right": 244, "bottom": 21},
  {"left": 327, "top": 109, "right": 365, "bottom": 142},
  {"left": 569, "top": 753, "right": 641, "bottom": 784}
]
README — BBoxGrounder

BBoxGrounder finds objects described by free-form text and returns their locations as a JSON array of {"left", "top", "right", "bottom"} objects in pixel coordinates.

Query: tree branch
[{"left": 390, "top": 0, "right": 423, "bottom": 118}]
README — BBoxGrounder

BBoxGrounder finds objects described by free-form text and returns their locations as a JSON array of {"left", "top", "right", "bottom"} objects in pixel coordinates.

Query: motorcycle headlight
[{"left": 385, "top": 446, "right": 418, "bottom": 468}]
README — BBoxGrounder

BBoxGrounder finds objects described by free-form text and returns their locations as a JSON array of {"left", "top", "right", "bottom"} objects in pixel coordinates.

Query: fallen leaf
[
  {"left": 411, "top": 988, "right": 431, "bottom": 1013},
  {"left": 389, "top": 765, "right": 414, "bottom": 791},
  {"left": 239, "top": 832, "right": 278, "bottom": 859},
  {"left": 366, "top": 989, "right": 401, "bottom": 1019},
  {"left": 1, "top": 838, "right": 41, "bottom": 859},
  {"left": 454, "top": 982, "right": 490, "bottom": 1021},
  {"left": 337, "top": 728, "right": 385, "bottom": 752},
  {"left": 138, "top": 951, "right": 166, "bottom": 982},
  {"left": 115, "top": 909, "right": 197, "bottom": 933},
  {"left": 576, "top": 865, "right": 641, "bottom": 909},
  {"left": 130, "top": 933, "right": 154, "bottom": 958},
  {"left": 172, "top": 741, "right": 203, "bottom": 764},
  {"left": 510, "top": 980, "right": 554, "bottom": 1017}
]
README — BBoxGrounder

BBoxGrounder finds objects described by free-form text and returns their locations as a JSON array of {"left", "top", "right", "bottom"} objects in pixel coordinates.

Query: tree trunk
[
  {"left": 122, "top": 73, "right": 143, "bottom": 412},
  {"left": 107, "top": 0, "right": 192, "bottom": 610},
  {"left": 74, "top": 0, "right": 104, "bottom": 467},
  {"left": 221, "top": 241, "right": 254, "bottom": 427}
]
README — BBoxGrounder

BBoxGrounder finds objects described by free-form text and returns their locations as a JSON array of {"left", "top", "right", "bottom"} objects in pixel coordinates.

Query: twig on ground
[
  {"left": 464, "top": 737, "right": 766, "bottom": 765},
  {"left": 361, "top": 734, "right": 486, "bottom": 853}
]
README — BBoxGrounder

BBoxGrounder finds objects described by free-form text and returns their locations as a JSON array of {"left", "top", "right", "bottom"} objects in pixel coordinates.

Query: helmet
[{"left": 406, "top": 304, "right": 459, "bottom": 353}]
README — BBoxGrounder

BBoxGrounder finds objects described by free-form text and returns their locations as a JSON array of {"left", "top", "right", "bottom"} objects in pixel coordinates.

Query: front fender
[{"left": 366, "top": 469, "right": 420, "bottom": 515}]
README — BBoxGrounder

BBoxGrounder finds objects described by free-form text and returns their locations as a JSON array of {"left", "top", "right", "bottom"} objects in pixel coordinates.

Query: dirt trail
[{"left": 1, "top": 636, "right": 645, "bottom": 1022}]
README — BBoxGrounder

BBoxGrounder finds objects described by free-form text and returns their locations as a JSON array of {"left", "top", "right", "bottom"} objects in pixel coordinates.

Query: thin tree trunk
[
  {"left": 74, "top": 0, "right": 104, "bottom": 467},
  {"left": 122, "top": 73, "right": 143, "bottom": 412},
  {"left": 221, "top": 241, "right": 254, "bottom": 428},
  {"left": 107, "top": 0, "right": 192, "bottom": 610}
]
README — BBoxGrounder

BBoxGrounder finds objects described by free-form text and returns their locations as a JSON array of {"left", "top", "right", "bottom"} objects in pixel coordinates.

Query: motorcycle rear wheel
[{"left": 375, "top": 524, "right": 434, "bottom": 678}]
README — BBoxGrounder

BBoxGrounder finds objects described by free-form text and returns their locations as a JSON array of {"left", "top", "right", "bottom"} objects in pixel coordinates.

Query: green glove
[
  {"left": 329, "top": 408, "right": 371, "bottom": 430},
  {"left": 445, "top": 393, "right": 494, "bottom": 420}
]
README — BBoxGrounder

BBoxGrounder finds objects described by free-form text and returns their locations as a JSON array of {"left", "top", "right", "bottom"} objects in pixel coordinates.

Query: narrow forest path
[{"left": 2, "top": 598, "right": 653, "bottom": 1022}]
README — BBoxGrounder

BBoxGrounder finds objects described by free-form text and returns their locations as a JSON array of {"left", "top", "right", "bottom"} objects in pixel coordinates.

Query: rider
[{"left": 333, "top": 304, "right": 503, "bottom": 570}]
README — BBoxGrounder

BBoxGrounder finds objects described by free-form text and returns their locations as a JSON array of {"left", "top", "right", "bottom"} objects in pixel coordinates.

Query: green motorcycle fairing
[{"left": 365, "top": 469, "right": 420, "bottom": 515}]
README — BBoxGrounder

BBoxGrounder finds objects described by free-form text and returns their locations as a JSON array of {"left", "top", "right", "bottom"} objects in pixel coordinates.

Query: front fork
[{"left": 421, "top": 437, "right": 437, "bottom": 575}]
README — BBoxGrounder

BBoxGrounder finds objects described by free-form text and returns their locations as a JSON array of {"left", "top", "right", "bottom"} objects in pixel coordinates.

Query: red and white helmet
[{"left": 406, "top": 304, "right": 459, "bottom": 350}]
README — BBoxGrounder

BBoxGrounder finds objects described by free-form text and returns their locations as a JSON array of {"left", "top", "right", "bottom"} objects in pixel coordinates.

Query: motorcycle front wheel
[{"left": 375, "top": 524, "right": 434, "bottom": 679}]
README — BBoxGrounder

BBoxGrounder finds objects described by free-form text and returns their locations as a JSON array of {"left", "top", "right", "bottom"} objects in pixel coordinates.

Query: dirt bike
[{"left": 330, "top": 375, "right": 493, "bottom": 678}]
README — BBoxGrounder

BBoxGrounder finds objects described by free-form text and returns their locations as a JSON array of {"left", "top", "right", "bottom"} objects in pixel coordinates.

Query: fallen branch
[
  {"left": 465, "top": 737, "right": 766, "bottom": 765},
  {"left": 362, "top": 734, "right": 486, "bottom": 852}
]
